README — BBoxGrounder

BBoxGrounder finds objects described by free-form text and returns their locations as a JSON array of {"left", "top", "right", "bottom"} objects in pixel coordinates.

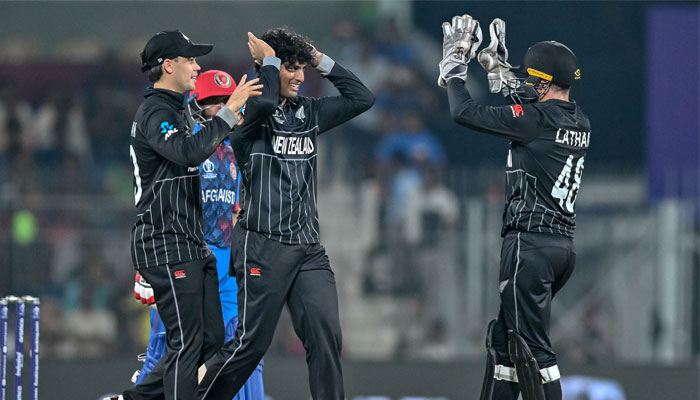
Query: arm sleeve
[
  {"left": 314, "top": 56, "right": 375, "bottom": 134},
  {"left": 143, "top": 107, "right": 235, "bottom": 167},
  {"left": 446, "top": 78, "right": 540, "bottom": 143},
  {"left": 239, "top": 57, "right": 281, "bottom": 131}
]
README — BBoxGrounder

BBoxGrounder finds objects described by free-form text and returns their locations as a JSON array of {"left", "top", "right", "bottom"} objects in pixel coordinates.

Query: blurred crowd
[
  {"left": 0, "top": 66, "right": 145, "bottom": 357},
  {"left": 317, "top": 17, "right": 460, "bottom": 292}
]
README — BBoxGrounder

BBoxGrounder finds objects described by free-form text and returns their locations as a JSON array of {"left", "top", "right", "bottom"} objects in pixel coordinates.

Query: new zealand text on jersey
[
  {"left": 555, "top": 128, "right": 590, "bottom": 148},
  {"left": 272, "top": 135, "right": 315, "bottom": 156},
  {"left": 202, "top": 188, "right": 236, "bottom": 204}
]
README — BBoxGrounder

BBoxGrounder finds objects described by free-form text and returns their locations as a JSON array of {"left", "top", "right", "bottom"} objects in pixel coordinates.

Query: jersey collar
[{"left": 146, "top": 87, "right": 187, "bottom": 110}]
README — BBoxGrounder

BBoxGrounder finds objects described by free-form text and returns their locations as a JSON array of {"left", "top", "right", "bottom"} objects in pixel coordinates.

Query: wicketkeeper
[{"left": 438, "top": 14, "right": 591, "bottom": 400}]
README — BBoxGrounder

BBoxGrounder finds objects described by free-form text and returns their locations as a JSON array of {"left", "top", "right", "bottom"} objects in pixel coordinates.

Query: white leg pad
[{"left": 539, "top": 365, "right": 561, "bottom": 383}]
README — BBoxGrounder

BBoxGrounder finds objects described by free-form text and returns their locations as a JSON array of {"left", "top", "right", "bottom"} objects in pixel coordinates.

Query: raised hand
[
  {"left": 248, "top": 32, "right": 275, "bottom": 65},
  {"left": 444, "top": 14, "right": 483, "bottom": 61},
  {"left": 438, "top": 14, "right": 483, "bottom": 87},
  {"left": 478, "top": 18, "right": 516, "bottom": 94},
  {"left": 225, "top": 74, "right": 263, "bottom": 115},
  {"left": 308, "top": 43, "right": 324, "bottom": 68}
]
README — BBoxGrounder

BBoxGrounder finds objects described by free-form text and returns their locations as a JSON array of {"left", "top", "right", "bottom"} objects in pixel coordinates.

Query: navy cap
[
  {"left": 511, "top": 41, "right": 580, "bottom": 86},
  {"left": 140, "top": 30, "right": 213, "bottom": 72}
]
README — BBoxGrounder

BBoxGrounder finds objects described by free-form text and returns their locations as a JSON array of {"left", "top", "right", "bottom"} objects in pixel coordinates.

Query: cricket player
[
  {"left": 196, "top": 28, "right": 374, "bottom": 400},
  {"left": 114, "top": 30, "right": 262, "bottom": 400},
  {"left": 133, "top": 69, "right": 264, "bottom": 400},
  {"left": 437, "top": 15, "right": 591, "bottom": 400}
]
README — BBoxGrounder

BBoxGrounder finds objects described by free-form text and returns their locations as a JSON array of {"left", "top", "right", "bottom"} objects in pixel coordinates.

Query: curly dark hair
[{"left": 256, "top": 27, "right": 315, "bottom": 71}]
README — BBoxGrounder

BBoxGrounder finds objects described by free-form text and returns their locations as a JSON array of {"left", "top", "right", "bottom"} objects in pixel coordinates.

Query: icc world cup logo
[{"left": 202, "top": 159, "right": 215, "bottom": 173}]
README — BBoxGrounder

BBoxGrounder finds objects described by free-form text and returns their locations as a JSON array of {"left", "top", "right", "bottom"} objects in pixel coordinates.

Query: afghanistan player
[
  {"left": 133, "top": 69, "right": 265, "bottom": 400},
  {"left": 197, "top": 28, "right": 374, "bottom": 400},
  {"left": 118, "top": 30, "right": 262, "bottom": 400},
  {"left": 438, "top": 16, "right": 590, "bottom": 400}
]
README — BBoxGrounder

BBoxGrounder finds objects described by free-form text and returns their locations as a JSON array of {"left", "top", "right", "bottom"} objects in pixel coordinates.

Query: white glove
[
  {"left": 477, "top": 18, "right": 516, "bottom": 94},
  {"left": 134, "top": 272, "right": 155, "bottom": 305},
  {"left": 438, "top": 14, "right": 483, "bottom": 88}
]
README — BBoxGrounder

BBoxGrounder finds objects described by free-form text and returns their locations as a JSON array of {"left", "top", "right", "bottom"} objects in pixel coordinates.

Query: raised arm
[
  {"left": 447, "top": 77, "right": 539, "bottom": 143},
  {"left": 143, "top": 106, "right": 237, "bottom": 166},
  {"left": 142, "top": 75, "right": 262, "bottom": 166},
  {"left": 313, "top": 51, "right": 375, "bottom": 134},
  {"left": 238, "top": 32, "right": 281, "bottom": 127}
]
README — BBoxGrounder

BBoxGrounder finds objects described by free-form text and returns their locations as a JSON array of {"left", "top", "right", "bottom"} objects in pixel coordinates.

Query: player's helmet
[
  {"left": 188, "top": 70, "right": 236, "bottom": 122},
  {"left": 507, "top": 41, "right": 581, "bottom": 104}
]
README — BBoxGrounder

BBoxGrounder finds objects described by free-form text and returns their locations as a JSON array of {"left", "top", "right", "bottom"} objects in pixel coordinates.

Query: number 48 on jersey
[{"left": 551, "top": 155, "right": 584, "bottom": 213}]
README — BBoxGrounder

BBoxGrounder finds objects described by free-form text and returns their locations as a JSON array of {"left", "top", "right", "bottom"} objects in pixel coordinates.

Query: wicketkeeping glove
[
  {"left": 438, "top": 14, "right": 483, "bottom": 88},
  {"left": 134, "top": 272, "right": 155, "bottom": 305},
  {"left": 477, "top": 18, "right": 516, "bottom": 94}
]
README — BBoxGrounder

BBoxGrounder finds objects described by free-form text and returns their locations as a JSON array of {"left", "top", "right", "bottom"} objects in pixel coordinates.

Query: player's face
[
  {"left": 279, "top": 62, "right": 305, "bottom": 99},
  {"left": 170, "top": 56, "right": 201, "bottom": 93},
  {"left": 532, "top": 78, "right": 551, "bottom": 101},
  {"left": 203, "top": 103, "right": 223, "bottom": 119}
]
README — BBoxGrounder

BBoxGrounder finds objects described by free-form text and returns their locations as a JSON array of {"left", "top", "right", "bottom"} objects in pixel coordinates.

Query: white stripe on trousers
[
  {"left": 201, "top": 230, "right": 249, "bottom": 399},
  {"left": 165, "top": 264, "right": 185, "bottom": 400},
  {"left": 513, "top": 232, "right": 521, "bottom": 333}
]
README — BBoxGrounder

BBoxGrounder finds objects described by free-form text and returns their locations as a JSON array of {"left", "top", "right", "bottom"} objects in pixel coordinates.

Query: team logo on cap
[
  {"left": 214, "top": 72, "right": 232, "bottom": 88},
  {"left": 574, "top": 68, "right": 581, "bottom": 80}
]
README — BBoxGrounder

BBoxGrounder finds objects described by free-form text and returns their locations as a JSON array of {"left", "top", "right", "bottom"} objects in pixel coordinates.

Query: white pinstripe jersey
[
  {"left": 129, "top": 88, "right": 235, "bottom": 268},
  {"left": 232, "top": 59, "right": 374, "bottom": 244},
  {"left": 448, "top": 80, "right": 591, "bottom": 238}
]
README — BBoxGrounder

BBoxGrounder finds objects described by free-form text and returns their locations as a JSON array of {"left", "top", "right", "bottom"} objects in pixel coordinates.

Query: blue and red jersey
[
  {"left": 194, "top": 122, "right": 241, "bottom": 249},
  {"left": 200, "top": 138, "right": 240, "bottom": 248}
]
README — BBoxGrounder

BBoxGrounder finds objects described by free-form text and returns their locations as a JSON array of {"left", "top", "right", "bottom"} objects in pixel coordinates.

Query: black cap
[
  {"left": 140, "top": 30, "right": 213, "bottom": 72},
  {"left": 512, "top": 41, "right": 580, "bottom": 86}
]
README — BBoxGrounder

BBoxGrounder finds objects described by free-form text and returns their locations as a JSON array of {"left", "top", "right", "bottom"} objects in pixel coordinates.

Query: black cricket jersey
[
  {"left": 232, "top": 56, "right": 374, "bottom": 244},
  {"left": 129, "top": 88, "right": 239, "bottom": 269},
  {"left": 447, "top": 79, "right": 591, "bottom": 238}
]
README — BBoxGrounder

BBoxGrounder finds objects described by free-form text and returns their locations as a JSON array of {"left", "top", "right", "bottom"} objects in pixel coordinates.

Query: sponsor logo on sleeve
[
  {"left": 160, "top": 121, "right": 178, "bottom": 141},
  {"left": 160, "top": 121, "right": 173, "bottom": 133},
  {"left": 511, "top": 105, "right": 524, "bottom": 118}
]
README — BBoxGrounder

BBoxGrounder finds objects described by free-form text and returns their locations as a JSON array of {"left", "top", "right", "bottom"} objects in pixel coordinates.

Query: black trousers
[
  {"left": 198, "top": 225, "right": 343, "bottom": 400},
  {"left": 492, "top": 231, "right": 576, "bottom": 369},
  {"left": 125, "top": 254, "right": 224, "bottom": 400}
]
